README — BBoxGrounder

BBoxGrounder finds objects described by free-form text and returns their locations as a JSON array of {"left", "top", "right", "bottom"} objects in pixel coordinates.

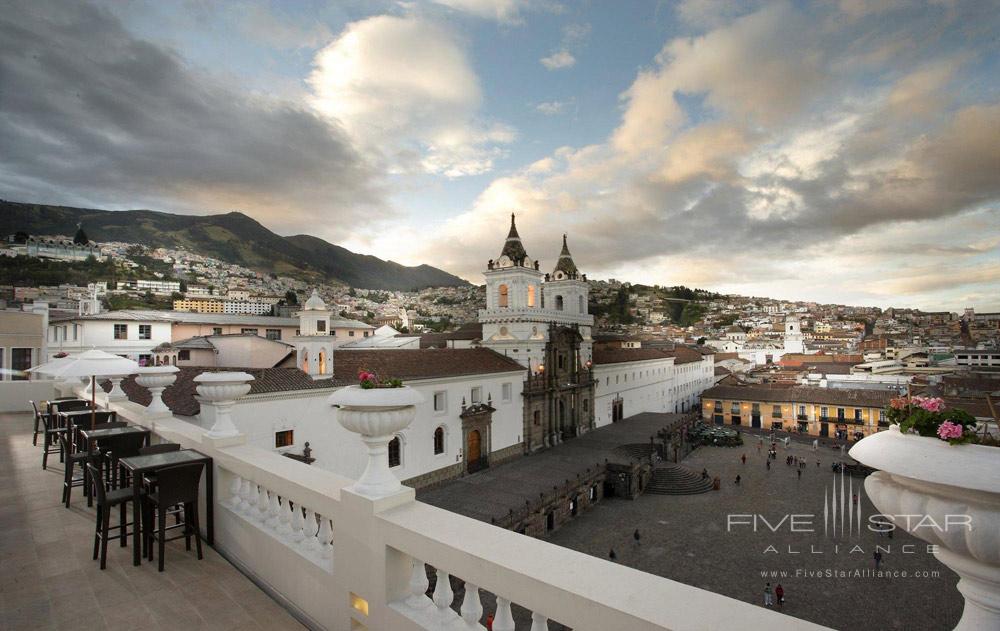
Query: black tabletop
[
  {"left": 79, "top": 425, "right": 150, "bottom": 441},
  {"left": 119, "top": 449, "right": 210, "bottom": 474},
  {"left": 58, "top": 409, "right": 101, "bottom": 417}
]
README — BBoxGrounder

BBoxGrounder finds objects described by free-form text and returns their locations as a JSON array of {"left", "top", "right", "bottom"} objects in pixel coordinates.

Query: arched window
[
  {"left": 301, "top": 350, "right": 309, "bottom": 372},
  {"left": 318, "top": 351, "right": 327, "bottom": 375},
  {"left": 498, "top": 284, "right": 509, "bottom": 308},
  {"left": 388, "top": 436, "right": 401, "bottom": 467},
  {"left": 578, "top": 295, "right": 584, "bottom": 313},
  {"left": 433, "top": 427, "right": 445, "bottom": 454},
  {"left": 555, "top": 295, "right": 564, "bottom": 311},
  {"left": 527, "top": 284, "right": 536, "bottom": 307}
]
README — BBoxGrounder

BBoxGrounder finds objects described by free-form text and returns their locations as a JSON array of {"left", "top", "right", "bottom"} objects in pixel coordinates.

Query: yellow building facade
[{"left": 701, "top": 385, "right": 893, "bottom": 440}]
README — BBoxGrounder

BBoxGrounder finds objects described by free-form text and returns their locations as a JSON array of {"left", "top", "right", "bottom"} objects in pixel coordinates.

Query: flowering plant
[
  {"left": 885, "top": 396, "right": 978, "bottom": 445},
  {"left": 357, "top": 369, "right": 403, "bottom": 390}
]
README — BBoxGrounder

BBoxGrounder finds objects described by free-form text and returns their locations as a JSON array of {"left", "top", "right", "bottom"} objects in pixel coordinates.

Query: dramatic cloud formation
[
  {"left": 414, "top": 0, "right": 1000, "bottom": 309},
  {"left": 0, "top": 1, "right": 381, "bottom": 238},
  {"left": 309, "top": 15, "right": 514, "bottom": 177}
]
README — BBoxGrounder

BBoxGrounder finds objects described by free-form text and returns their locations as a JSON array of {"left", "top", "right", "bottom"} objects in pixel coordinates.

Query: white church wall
[{"left": 592, "top": 357, "right": 676, "bottom": 427}]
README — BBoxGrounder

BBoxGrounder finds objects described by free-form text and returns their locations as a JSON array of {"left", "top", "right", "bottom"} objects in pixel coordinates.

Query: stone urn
[
  {"left": 195, "top": 372, "right": 254, "bottom": 438},
  {"left": 328, "top": 386, "right": 424, "bottom": 498},
  {"left": 135, "top": 365, "right": 179, "bottom": 418},
  {"left": 850, "top": 425, "right": 1000, "bottom": 631}
]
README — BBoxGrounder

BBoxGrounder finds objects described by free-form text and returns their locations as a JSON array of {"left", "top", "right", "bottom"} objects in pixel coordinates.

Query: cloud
[
  {"left": 430, "top": 0, "right": 560, "bottom": 23},
  {"left": 407, "top": 0, "right": 1000, "bottom": 310},
  {"left": 236, "top": 3, "right": 333, "bottom": 50},
  {"left": 309, "top": 15, "right": 512, "bottom": 177},
  {"left": 0, "top": 0, "right": 381, "bottom": 238},
  {"left": 536, "top": 100, "right": 567, "bottom": 115},
  {"left": 540, "top": 50, "right": 575, "bottom": 70}
]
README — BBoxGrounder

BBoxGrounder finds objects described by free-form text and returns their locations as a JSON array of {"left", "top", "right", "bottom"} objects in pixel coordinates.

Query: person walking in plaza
[
  {"left": 633, "top": 529, "right": 641, "bottom": 546},
  {"left": 609, "top": 548, "right": 617, "bottom": 561},
  {"left": 741, "top": 453, "right": 746, "bottom": 465},
  {"left": 766, "top": 459, "right": 771, "bottom": 470},
  {"left": 797, "top": 468, "right": 802, "bottom": 480},
  {"left": 816, "top": 458, "right": 821, "bottom": 468},
  {"left": 702, "top": 468, "right": 709, "bottom": 480},
  {"left": 775, "top": 584, "right": 784, "bottom": 609},
  {"left": 735, "top": 474, "right": 741, "bottom": 485},
  {"left": 764, "top": 583, "right": 774, "bottom": 607},
  {"left": 874, "top": 550, "right": 883, "bottom": 570}
]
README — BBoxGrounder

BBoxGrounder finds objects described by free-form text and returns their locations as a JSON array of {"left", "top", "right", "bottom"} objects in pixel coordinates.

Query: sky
[{"left": 1, "top": 0, "right": 998, "bottom": 311}]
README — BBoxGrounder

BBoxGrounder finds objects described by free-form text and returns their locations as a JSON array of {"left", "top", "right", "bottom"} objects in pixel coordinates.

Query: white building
[{"left": 48, "top": 311, "right": 172, "bottom": 365}]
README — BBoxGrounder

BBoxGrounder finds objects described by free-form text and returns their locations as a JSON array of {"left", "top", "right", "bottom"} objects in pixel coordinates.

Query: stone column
[
  {"left": 106, "top": 376, "right": 128, "bottom": 402},
  {"left": 135, "top": 366, "right": 179, "bottom": 419},
  {"left": 195, "top": 371, "right": 254, "bottom": 438}
]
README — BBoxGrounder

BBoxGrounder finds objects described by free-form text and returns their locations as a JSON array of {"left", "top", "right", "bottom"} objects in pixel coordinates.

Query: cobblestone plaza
[{"left": 546, "top": 436, "right": 964, "bottom": 630}]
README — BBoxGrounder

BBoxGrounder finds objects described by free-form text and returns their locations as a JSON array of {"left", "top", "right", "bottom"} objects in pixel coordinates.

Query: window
[
  {"left": 433, "top": 391, "right": 446, "bottom": 412},
  {"left": 498, "top": 284, "right": 509, "bottom": 308},
  {"left": 138, "top": 324, "right": 151, "bottom": 340},
  {"left": 527, "top": 285, "right": 535, "bottom": 307},
  {"left": 178, "top": 350, "right": 191, "bottom": 361},
  {"left": 772, "top": 405, "right": 782, "bottom": 418},
  {"left": 213, "top": 327, "right": 223, "bottom": 335},
  {"left": 349, "top": 331, "right": 355, "bottom": 337},
  {"left": 11, "top": 348, "right": 32, "bottom": 381},
  {"left": 555, "top": 295, "right": 564, "bottom": 311},
  {"left": 363, "top": 331, "right": 369, "bottom": 337},
  {"left": 72, "top": 324, "right": 78, "bottom": 340},
  {"left": 502, "top": 382, "right": 512, "bottom": 402},
  {"left": 241, "top": 328, "right": 258, "bottom": 336},
  {"left": 266, "top": 329, "right": 281, "bottom": 341},
  {"left": 533, "top": 410, "right": 541, "bottom": 426},
  {"left": 388, "top": 436, "right": 401, "bottom": 467},
  {"left": 433, "top": 427, "right": 445, "bottom": 455},
  {"left": 837, "top": 407, "right": 846, "bottom": 420},
  {"left": 471, "top": 387, "right": 482, "bottom": 404},
  {"left": 821, "top": 406, "right": 829, "bottom": 419},
  {"left": 854, "top": 409, "right": 862, "bottom": 421},
  {"left": 113, "top": 324, "right": 127, "bottom": 340},
  {"left": 578, "top": 295, "right": 584, "bottom": 313},
  {"left": 138, "top": 354, "right": 151, "bottom": 367},
  {"left": 317, "top": 320, "right": 326, "bottom": 332},
  {"left": 275, "top": 429, "right": 294, "bottom": 448}
]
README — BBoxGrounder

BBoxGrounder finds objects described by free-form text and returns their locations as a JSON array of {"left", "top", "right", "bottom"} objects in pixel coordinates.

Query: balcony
[
  {"left": 796, "top": 414, "right": 808, "bottom": 421},
  {"left": 0, "top": 379, "right": 840, "bottom": 630}
]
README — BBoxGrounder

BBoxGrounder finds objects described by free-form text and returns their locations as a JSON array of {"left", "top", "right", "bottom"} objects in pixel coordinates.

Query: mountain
[{"left": 0, "top": 200, "right": 469, "bottom": 290}]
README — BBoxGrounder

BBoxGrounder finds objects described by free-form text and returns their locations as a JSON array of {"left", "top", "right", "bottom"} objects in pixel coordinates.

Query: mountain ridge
[{"left": 0, "top": 200, "right": 469, "bottom": 291}]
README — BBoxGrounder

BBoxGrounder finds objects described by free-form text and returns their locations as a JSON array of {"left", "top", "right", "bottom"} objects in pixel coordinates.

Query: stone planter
[
  {"left": 135, "top": 366, "right": 179, "bottom": 418},
  {"left": 195, "top": 372, "right": 254, "bottom": 438},
  {"left": 329, "top": 386, "right": 424, "bottom": 498},
  {"left": 850, "top": 425, "right": 1000, "bottom": 631}
]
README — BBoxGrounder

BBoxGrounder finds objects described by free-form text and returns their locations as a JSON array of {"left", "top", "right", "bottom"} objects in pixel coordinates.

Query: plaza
[{"left": 546, "top": 433, "right": 964, "bottom": 630}]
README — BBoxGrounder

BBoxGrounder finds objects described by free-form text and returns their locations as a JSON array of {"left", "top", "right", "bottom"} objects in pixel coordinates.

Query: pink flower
[
  {"left": 937, "top": 421, "right": 964, "bottom": 440},
  {"left": 917, "top": 397, "right": 946, "bottom": 413},
  {"left": 889, "top": 398, "right": 907, "bottom": 410}
]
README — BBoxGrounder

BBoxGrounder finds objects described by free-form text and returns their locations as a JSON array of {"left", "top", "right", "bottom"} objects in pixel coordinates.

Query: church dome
[
  {"left": 303, "top": 289, "right": 327, "bottom": 311},
  {"left": 551, "top": 234, "right": 579, "bottom": 279},
  {"left": 498, "top": 213, "right": 529, "bottom": 267}
]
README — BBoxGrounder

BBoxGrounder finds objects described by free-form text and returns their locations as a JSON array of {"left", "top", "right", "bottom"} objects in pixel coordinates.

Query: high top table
[{"left": 118, "top": 449, "right": 214, "bottom": 566}]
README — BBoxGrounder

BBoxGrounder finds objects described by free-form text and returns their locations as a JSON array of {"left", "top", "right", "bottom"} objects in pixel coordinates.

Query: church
[{"left": 478, "top": 215, "right": 714, "bottom": 454}]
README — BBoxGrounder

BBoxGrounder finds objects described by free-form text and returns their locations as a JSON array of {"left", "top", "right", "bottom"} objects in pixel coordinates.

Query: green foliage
[
  {"left": 0, "top": 255, "right": 118, "bottom": 286},
  {"left": 284, "top": 290, "right": 298, "bottom": 305}
]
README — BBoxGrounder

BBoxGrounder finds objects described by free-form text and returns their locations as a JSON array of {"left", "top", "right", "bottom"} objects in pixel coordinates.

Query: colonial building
[
  {"left": 479, "top": 216, "right": 596, "bottom": 450},
  {"left": 700, "top": 383, "right": 893, "bottom": 440}
]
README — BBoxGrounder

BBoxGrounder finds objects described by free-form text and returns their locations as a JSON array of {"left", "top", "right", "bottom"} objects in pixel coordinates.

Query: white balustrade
[
  {"left": 530, "top": 611, "right": 550, "bottom": 631},
  {"left": 302, "top": 509, "right": 320, "bottom": 552},
  {"left": 290, "top": 503, "right": 305, "bottom": 544},
  {"left": 460, "top": 583, "right": 483, "bottom": 627},
  {"left": 493, "top": 598, "right": 516, "bottom": 631},
  {"left": 256, "top": 486, "right": 269, "bottom": 523},
  {"left": 406, "top": 561, "right": 433, "bottom": 610},
  {"left": 278, "top": 498, "right": 292, "bottom": 537},
  {"left": 266, "top": 492, "right": 281, "bottom": 529},
  {"left": 229, "top": 475, "right": 243, "bottom": 511},
  {"left": 433, "top": 569, "right": 455, "bottom": 623}
]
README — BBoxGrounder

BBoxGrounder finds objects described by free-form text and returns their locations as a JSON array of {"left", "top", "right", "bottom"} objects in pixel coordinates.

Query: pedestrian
[
  {"left": 702, "top": 468, "right": 709, "bottom": 479},
  {"left": 763, "top": 583, "right": 773, "bottom": 607},
  {"left": 874, "top": 550, "right": 883, "bottom": 569},
  {"left": 766, "top": 459, "right": 771, "bottom": 470},
  {"left": 852, "top": 494, "right": 858, "bottom": 506},
  {"left": 634, "top": 529, "right": 641, "bottom": 546},
  {"left": 775, "top": 584, "right": 784, "bottom": 609},
  {"left": 816, "top": 458, "right": 820, "bottom": 468},
  {"left": 797, "top": 468, "right": 802, "bottom": 480},
  {"left": 486, "top": 613, "right": 494, "bottom": 630},
  {"left": 741, "top": 453, "right": 746, "bottom": 465},
  {"left": 609, "top": 548, "right": 617, "bottom": 561},
  {"left": 735, "top": 474, "right": 741, "bottom": 485}
]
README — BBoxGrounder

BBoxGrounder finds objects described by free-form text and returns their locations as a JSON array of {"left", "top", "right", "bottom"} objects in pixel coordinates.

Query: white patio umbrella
[{"left": 30, "top": 349, "right": 140, "bottom": 428}]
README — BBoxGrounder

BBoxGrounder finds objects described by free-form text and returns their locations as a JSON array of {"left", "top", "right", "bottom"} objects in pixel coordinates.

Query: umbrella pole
[{"left": 91, "top": 375, "right": 97, "bottom": 430}]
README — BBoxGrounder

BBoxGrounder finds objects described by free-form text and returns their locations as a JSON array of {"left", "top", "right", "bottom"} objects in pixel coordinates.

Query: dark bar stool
[
  {"left": 100, "top": 432, "right": 147, "bottom": 490},
  {"left": 58, "top": 431, "right": 97, "bottom": 508},
  {"left": 29, "top": 400, "right": 50, "bottom": 446},
  {"left": 85, "top": 462, "right": 144, "bottom": 570},
  {"left": 143, "top": 462, "right": 205, "bottom": 572},
  {"left": 33, "top": 402, "right": 65, "bottom": 470}
]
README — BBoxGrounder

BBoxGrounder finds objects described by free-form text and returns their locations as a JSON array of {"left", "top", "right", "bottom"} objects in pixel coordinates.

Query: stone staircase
[{"left": 645, "top": 464, "right": 714, "bottom": 495}]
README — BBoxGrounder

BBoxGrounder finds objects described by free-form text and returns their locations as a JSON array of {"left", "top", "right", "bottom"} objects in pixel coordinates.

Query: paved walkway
[
  {"left": 0, "top": 413, "right": 305, "bottom": 631},
  {"left": 546, "top": 437, "right": 964, "bottom": 630},
  {"left": 419, "top": 413, "right": 690, "bottom": 521}
]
